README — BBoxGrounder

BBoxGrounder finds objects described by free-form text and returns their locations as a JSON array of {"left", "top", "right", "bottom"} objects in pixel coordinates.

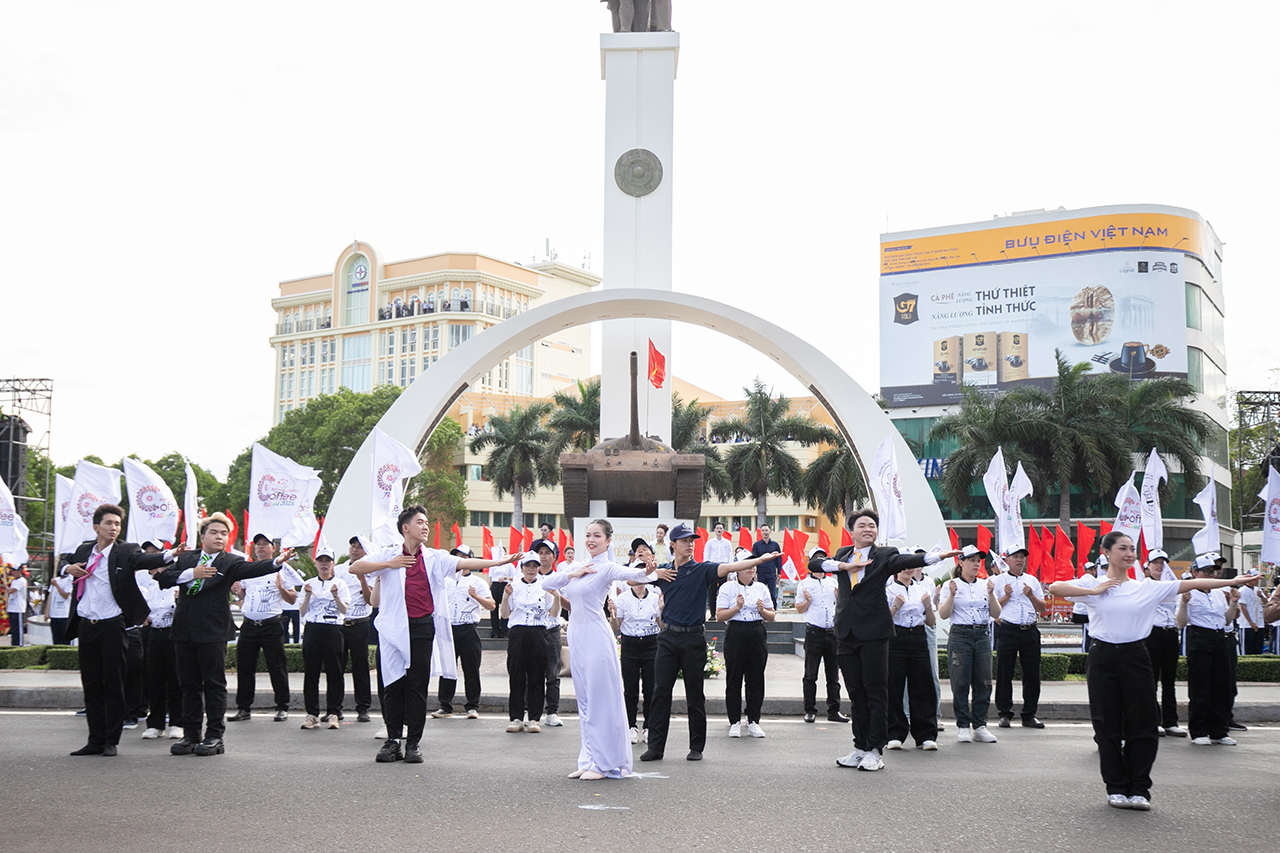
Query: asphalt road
[{"left": 6, "top": 711, "right": 1278, "bottom": 853}]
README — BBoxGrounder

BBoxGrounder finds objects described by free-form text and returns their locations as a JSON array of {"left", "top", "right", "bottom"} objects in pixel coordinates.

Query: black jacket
[
  {"left": 157, "top": 550, "right": 280, "bottom": 644},
  {"left": 832, "top": 544, "right": 927, "bottom": 643},
  {"left": 66, "top": 540, "right": 168, "bottom": 641}
]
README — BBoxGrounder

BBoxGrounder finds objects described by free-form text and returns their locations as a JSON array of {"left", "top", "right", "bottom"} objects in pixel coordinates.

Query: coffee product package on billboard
[
  {"left": 962, "top": 332, "right": 996, "bottom": 387},
  {"left": 933, "top": 337, "right": 962, "bottom": 385},
  {"left": 997, "top": 332, "right": 1030, "bottom": 383}
]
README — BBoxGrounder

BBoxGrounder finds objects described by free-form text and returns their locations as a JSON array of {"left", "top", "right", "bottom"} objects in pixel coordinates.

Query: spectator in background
[
  {"left": 6, "top": 565, "right": 29, "bottom": 646},
  {"left": 750, "top": 525, "right": 782, "bottom": 613}
]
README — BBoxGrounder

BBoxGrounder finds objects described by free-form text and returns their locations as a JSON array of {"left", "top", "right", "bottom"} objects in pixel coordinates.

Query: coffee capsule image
[
  {"left": 965, "top": 357, "right": 989, "bottom": 371},
  {"left": 1004, "top": 354, "right": 1023, "bottom": 368},
  {"left": 1069, "top": 285, "right": 1114, "bottom": 345},
  {"left": 1109, "top": 341, "right": 1157, "bottom": 376}
]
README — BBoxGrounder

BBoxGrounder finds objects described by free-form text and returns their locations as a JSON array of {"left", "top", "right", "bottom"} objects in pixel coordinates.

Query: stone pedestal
[{"left": 599, "top": 32, "right": 679, "bottom": 443}]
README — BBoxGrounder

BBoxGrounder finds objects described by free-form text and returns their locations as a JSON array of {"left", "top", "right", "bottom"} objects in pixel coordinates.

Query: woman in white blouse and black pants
[
  {"left": 937, "top": 546, "right": 1001, "bottom": 744},
  {"left": 716, "top": 560, "right": 776, "bottom": 738},
  {"left": 885, "top": 563, "right": 938, "bottom": 750},
  {"left": 609, "top": 575, "right": 663, "bottom": 744},
  {"left": 501, "top": 553, "right": 555, "bottom": 733},
  {"left": 1050, "top": 531, "right": 1258, "bottom": 810}
]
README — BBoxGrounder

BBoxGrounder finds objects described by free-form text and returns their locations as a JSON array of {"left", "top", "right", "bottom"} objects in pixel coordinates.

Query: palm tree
[
  {"left": 542, "top": 379, "right": 601, "bottom": 481},
  {"left": 796, "top": 432, "right": 870, "bottom": 526},
  {"left": 708, "top": 379, "right": 838, "bottom": 528},
  {"left": 468, "top": 402, "right": 556, "bottom": 529},
  {"left": 671, "top": 393, "right": 733, "bottom": 501},
  {"left": 1113, "top": 376, "right": 1215, "bottom": 504}
]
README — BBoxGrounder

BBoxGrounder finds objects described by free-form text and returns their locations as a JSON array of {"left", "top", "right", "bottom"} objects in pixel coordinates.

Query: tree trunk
[
  {"left": 513, "top": 483, "right": 524, "bottom": 532},
  {"left": 756, "top": 490, "right": 767, "bottom": 531},
  {"left": 1058, "top": 472, "right": 1071, "bottom": 530}
]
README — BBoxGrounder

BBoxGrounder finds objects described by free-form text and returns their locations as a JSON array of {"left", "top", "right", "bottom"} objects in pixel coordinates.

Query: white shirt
[
  {"left": 336, "top": 566, "right": 371, "bottom": 619},
  {"left": 704, "top": 536, "right": 734, "bottom": 564},
  {"left": 716, "top": 578, "right": 773, "bottom": 622},
  {"left": 488, "top": 558, "right": 513, "bottom": 584},
  {"left": 74, "top": 543, "right": 123, "bottom": 621},
  {"left": 940, "top": 577, "right": 991, "bottom": 626},
  {"left": 1236, "top": 585, "right": 1263, "bottom": 630},
  {"left": 1146, "top": 575, "right": 1178, "bottom": 629},
  {"left": 615, "top": 587, "right": 662, "bottom": 637},
  {"left": 992, "top": 573, "right": 1042, "bottom": 625},
  {"left": 301, "top": 575, "right": 352, "bottom": 624},
  {"left": 1071, "top": 573, "right": 1099, "bottom": 616},
  {"left": 507, "top": 576, "right": 555, "bottom": 628},
  {"left": 240, "top": 564, "right": 306, "bottom": 620},
  {"left": 537, "top": 571, "right": 561, "bottom": 628},
  {"left": 796, "top": 575, "right": 836, "bottom": 628},
  {"left": 136, "top": 571, "right": 178, "bottom": 628},
  {"left": 886, "top": 578, "right": 932, "bottom": 628},
  {"left": 1067, "top": 578, "right": 1182, "bottom": 644},
  {"left": 366, "top": 543, "right": 462, "bottom": 684},
  {"left": 48, "top": 575, "right": 72, "bottom": 619},
  {"left": 7, "top": 575, "right": 27, "bottom": 612},
  {"left": 1185, "top": 588, "right": 1229, "bottom": 630},
  {"left": 447, "top": 573, "right": 489, "bottom": 625}
]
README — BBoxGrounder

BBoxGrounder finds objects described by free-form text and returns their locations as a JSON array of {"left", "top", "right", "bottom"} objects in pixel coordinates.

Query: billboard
[{"left": 880, "top": 209, "right": 1203, "bottom": 408}]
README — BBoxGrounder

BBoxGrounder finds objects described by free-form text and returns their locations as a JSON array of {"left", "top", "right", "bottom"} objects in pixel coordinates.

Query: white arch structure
[{"left": 324, "top": 288, "right": 946, "bottom": 546}]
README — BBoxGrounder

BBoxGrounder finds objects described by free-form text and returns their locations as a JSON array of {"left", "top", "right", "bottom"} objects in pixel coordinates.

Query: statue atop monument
[{"left": 600, "top": 0, "right": 673, "bottom": 33}]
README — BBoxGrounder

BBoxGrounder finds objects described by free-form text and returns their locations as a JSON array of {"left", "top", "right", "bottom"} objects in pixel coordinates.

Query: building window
[
  {"left": 345, "top": 256, "right": 370, "bottom": 326},
  {"left": 1187, "top": 347, "right": 1226, "bottom": 409},
  {"left": 341, "top": 334, "right": 372, "bottom": 392},
  {"left": 513, "top": 344, "right": 533, "bottom": 396},
  {"left": 468, "top": 464, "right": 484, "bottom": 481},
  {"left": 470, "top": 511, "right": 489, "bottom": 527},
  {"left": 493, "top": 511, "right": 513, "bottom": 529},
  {"left": 448, "top": 323, "right": 473, "bottom": 349},
  {"left": 462, "top": 288, "right": 473, "bottom": 312}
]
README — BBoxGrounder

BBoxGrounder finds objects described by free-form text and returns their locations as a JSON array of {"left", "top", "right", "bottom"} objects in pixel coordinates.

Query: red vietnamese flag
[
  {"left": 948, "top": 527, "right": 960, "bottom": 552},
  {"left": 1028, "top": 527, "right": 1042, "bottom": 578},
  {"left": 243, "top": 510, "right": 250, "bottom": 549},
  {"left": 841, "top": 527, "right": 853, "bottom": 548},
  {"left": 694, "top": 527, "right": 708, "bottom": 562},
  {"left": 451, "top": 522, "right": 461, "bottom": 551},
  {"left": 1076, "top": 522, "right": 1096, "bottom": 576},
  {"left": 793, "top": 530, "right": 810, "bottom": 579},
  {"left": 781, "top": 529, "right": 794, "bottom": 577},
  {"left": 738, "top": 526, "right": 752, "bottom": 552},
  {"left": 818, "top": 528, "right": 831, "bottom": 556},
  {"left": 557, "top": 528, "right": 567, "bottom": 557},
  {"left": 1055, "top": 525, "right": 1074, "bottom": 582},
  {"left": 224, "top": 510, "right": 238, "bottom": 550},
  {"left": 1135, "top": 531, "right": 1147, "bottom": 580},
  {"left": 482, "top": 526, "right": 494, "bottom": 560},
  {"left": 509, "top": 526, "right": 521, "bottom": 556},
  {"left": 976, "top": 524, "right": 992, "bottom": 574},
  {"left": 433, "top": 520, "right": 441, "bottom": 550},
  {"left": 177, "top": 510, "right": 185, "bottom": 547},
  {"left": 1099, "top": 519, "right": 1113, "bottom": 539},
  {"left": 647, "top": 338, "right": 666, "bottom": 389},
  {"left": 313, "top": 515, "right": 325, "bottom": 550},
  {"left": 1040, "top": 526, "right": 1055, "bottom": 572},
  {"left": 523, "top": 528, "right": 533, "bottom": 551}
]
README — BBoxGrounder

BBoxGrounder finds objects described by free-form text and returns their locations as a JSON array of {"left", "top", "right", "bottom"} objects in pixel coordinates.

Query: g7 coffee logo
[{"left": 893, "top": 293, "right": 919, "bottom": 325}]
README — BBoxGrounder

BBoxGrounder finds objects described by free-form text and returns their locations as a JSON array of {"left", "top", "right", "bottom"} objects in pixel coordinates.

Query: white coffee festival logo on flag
[
  {"left": 1112, "top": 472, "right": 1143, "bottom": 541},
  {"left": 62, "top": 459, "right": 122, "bottom": 553},
  {"left": 1139, "top": 448, "right": 1168, "bottom": 550},
  {"left": 1261, "top": 466, "right": 1280, "bottom": 565},
  {"left": 123, "top": 457, "right": 181, "bottom": 545},
  {"left": 870, "top": 434, "right": 907, "bottom": 543},
  {"left": 1191, "top": 465, "right": 1220, "bottom": 556},
  {"left": 0, "top": 473, "right": 31, "bottom": 564},
  {"left": 369, "top": 427, "right": 423, "bottom": 546},
  {"left": 54, "top": 474, "right": 73, "bottom": 555},
  {"left": 248, "top": 443, "right": 321, "bottom": 541}
]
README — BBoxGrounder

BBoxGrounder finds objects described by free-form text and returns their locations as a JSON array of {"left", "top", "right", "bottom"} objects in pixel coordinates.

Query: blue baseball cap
[{"left": 668, "top": 522, "right": 697, "bottom": 541}]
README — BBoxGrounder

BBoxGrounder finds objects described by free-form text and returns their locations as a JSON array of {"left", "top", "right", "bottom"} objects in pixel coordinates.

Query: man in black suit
[
  {"left": 157, "top": 513, "right": 292, "bottom": 757},
  {"left": 829, "top": 509, "right": 957, "bottom": 772},
  {"left": 63, "top": 504, "right": 173, "bottom": 757}
]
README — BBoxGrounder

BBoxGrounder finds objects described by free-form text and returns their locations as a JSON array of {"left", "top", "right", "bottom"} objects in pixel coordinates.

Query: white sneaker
[
  {"left": 1212, "top": 736, "right": 1238, "bottom": 746},
  {"left": 747, "top": 722, "right": 766, "bottom": 739},
  {"left": 327, "top": 715, "right": 340, "bottom": 730},
  {"left": 920, "top": 740, "right": 938, "bottom": 751},
  {"left": 141, "top": 728, "right": 161, "bottom": 739},
  {"left": 629, "top": 727, "right": 640, "bottom": 744},
  {"left": 972, "top": 726, "right": 998, "bottom": 743},
  {"left": 885, "top": 739, "right": 903, "bottom": 750},
  {"left": 836, "top": 748, "right": 866, "bottom": 767},
  {"left": 300, "top": 715, "right": 320, "bottom": 730},
  {"left": 466, "top": 709, "right": 479, "bottom": 719},
  {"left": 166, "top": 727, "right": 183, "bottom": 739},
  {"left": 1164, "top": 725, "right": 1188, "bottom": 737},
  {"left": 545, "top": 714, "right": 563, "bottom": 727},
  {"left": 1108, "top": 794, "right": 1131, "bottom": 809},
  {"left": 728, "top": 722, "right": 741, "bottom": 738},
  {"left": 957, "top": 727, "right": 972, "bottom": 743},
  {"left": 641, "top": 728, "right": 648, "bottom": 743},
  {"left": 430, "top": 708, "right": 452, "bottom": 719},
  {"left": 526, "top": 721, "right": 541, "bottom": 733},
  {"left": 1191, "top": 736, "right": 1212, "bottom": 745},
  {"left": 505, "top": 721, "right": 524, "bottom": 733},
  {"left": 1128, "top": 795, "right": 1151, "bottom": 810},
  {"left": 375, "top": 726, "right": 387, "bottom": 739},
  {"left": 857, "top": 748, "right": 884, "bottom": 771}
]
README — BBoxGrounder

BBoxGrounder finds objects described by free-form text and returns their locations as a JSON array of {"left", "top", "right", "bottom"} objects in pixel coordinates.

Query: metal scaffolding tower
[{"left": 1, "top": 378, "right": 53, "bottom": 573}]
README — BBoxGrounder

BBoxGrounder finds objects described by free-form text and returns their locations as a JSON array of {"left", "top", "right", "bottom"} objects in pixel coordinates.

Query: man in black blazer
[
  {"left": 829, "top": 509, "right": 957, "bottom": 772},
  {"left": 156, "top": 513, "right": 292, "bottom": 756},
  {"left": 63, "top": 503, "right": 174, "bottom": 756}
]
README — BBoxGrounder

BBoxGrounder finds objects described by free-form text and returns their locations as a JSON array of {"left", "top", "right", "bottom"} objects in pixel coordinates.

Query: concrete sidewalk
[{"left": 5, "top": 649, "right": 1280, "bottom": 721}]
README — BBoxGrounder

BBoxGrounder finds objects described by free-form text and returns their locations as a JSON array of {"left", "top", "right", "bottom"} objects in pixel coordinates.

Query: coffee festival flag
[
  {"left": 1260, "top": 467, "right": 1280, "bottom": 564},
  {"left": 369, "top": 427, "right": 423, "bottom": 547},
  {"left": 53, "top": 474, "right": 73, "bottom": 555},
  {"left": 248, "top": 443, "right": 321, "bottom": 541},
  {"left": 62, "top": 460, "right": 123, "bottom": 554},
  {"left": 123, "top": 457, "right": 180, "bottom": 546},
  {"left": 183, "top": 462, "right": 200, "bottom": 549},
  {"left": 1191, "top": 465, "right": 1220, "bottom": 556},
  {"left": 0, "top": 473, "right": 30, "bottom": 564},
  {"left": 1111, "top": 472, "right": 1143, "bottom": 542},
  {"left": 1139, "top": 448, "right": 1168, "bottom": 550},
  {"left": 869, "top": 434, "right": 907, "bottom": 543}
]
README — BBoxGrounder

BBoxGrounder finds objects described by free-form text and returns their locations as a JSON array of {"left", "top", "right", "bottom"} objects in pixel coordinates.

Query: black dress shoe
[
  {"left": 228, "top": 709, "right": 251, "bottom": 722},
  {"left": 101, "top": 745, "right": 118, "bottom": 757},
  {"left": 1022, "top": 717, "right": 1045, "bottom": 729},
  {"left": 1228, "top": 722, "right": 1248, "bottom": 732},
  {"left": 357, "top": 711, "right": 371, "bottom": 723},
  {"left": 337, "top": 711, "right": 345, "bottom": 721},
  {"left": 998, "top": 716, "right": 1012, "bottom": 728},
  {"left": 70, "top": 744, "right": 104, "bottom": 756},
  {"left": 804, "top": 713, "right": 816, "bottom": 723},
  {"left": 274, "top": 710, "right": 289, "bottom": 722},
  {"left": 827, "top": 712, "right": 850, "bottom": 723},
  {"left": 404, "top": 741, "right": 423, "bottom": 764},
  {"left": 376, "top": 738, "right": 403, "bottom": 763},
  {"left": 170, "top": 737, "right": 198, "bottom": 756},
  {"left": 686, "top": 750, "right": 703, "bottom": 761},
  {"left": 194, "top": 737, "right": 225, "bottom": 756},
  {"left": 639, "top": 749, "right": 663, "bottom": 762},
  {"left": 75, "top": 708, "right": 87, "bottom": 717}
]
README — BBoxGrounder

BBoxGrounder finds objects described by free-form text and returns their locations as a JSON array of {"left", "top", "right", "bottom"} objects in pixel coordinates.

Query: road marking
[
  {"left": 629, "top": 771, "right": 669, "bottom": 779},
  {"left": 0, "top": 710, "right": 79, "bottom": 716},
  {"left": 579, "top": 805, "right": 630, "bottom": 810}
]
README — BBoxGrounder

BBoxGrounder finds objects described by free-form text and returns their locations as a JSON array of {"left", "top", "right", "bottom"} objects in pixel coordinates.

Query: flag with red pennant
[
  {"left": 841, "top": 527, "right": 853, "bottom": 548},
  {"left": 647, "top": 339, "right": 666, "bottom": 389},
  {"left": 948, "top": 527, "right": 960, "bottom": 552},
  {"left": 1028, "top": 527, "right": 1042, "bottom": 578},
  {"left": 482, "top": 526, "right": 494, "bottom": 559},
  {"left": 1055, "top": 525, "right": 1074, "bottom": 582},
  {"left": 694, "top": 527, "right": 708, "bottom": 562},
  {"left": 1099, "top": 519, "right": 1113, "bottom": 539},
  {"left": 792, "top": 530, "right": 809, "bottom": 579},
  {"left": 224, "top": 511, "right": 239, "bottom": 552},
  {"left": 509, "top": 526, "right": 522, "bottom": 556},
  {"left": 557, "top": 528, "right": 567, "bottom": 557},
  {"left": 451, "top": 522, "right": 461, "bottom": 552},
  {"left": 313, "top": 515, "right": 325, "bottom": 550},
  {"left": 523, "top": 528, "right": 533, "bottom": 551},
  {"left": 433, "top": 520, "right": 441, "bottom": 550},
  {"left": 818, "top": 529, "right": 831, "bottom": 556},
  {"left": 739, "top": 526, "right": 752, "bottom": 552},
  {"left": 977, "top": 525, "right": 992, "bottom": 574},
  {"left": 1076, "top": 522, "right": 1096, "bottom": 576},
  {"left": 1040, "top": 526, "right": 1055, "bottom": 572}
]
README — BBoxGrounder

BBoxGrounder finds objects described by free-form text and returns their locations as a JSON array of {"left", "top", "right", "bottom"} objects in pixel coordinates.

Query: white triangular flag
[
  {"left": 63, "top": 460, "right": 123, "bottom": 552},
  {"left": 1191, "top": 466, "right": 1219, "bottom": 555},
  {"left": 183, "top": 462, "right": 200, "bottom": 549},
  {"left": 53, "top": 474, "right": 73, "bottom": 555},
  {"left": 1112, "top": 472, "right": 1143, "bottom": 541},
  {"left": 982, "top": 447, "right": 1009, "bottom": 550},
  {"left": 248, "top": 443, "right": 321, "bottom": 541},
  {"left": 0, "top": 475, "right": 29, "bottom": 562},
  {"left": 1006, "top": 462, "right": 1034, "bottom": 554},
  {"left": 369, "top": 427, "right": 424, "bottom": 546},
  {"left": 869, "top": 434, "right": 907, "bottom": 544},
  {"left": 1139, "top": 448, "right": 1168, "bottom": 550},
  {"left": 1261, "top": 466, "right": 1280, "bottom": 564},
  {"left": 123, "top": 458, "right": 181, "bottom": 546}
]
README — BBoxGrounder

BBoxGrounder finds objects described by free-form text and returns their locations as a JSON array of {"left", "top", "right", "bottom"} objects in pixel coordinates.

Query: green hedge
[
  {"left": 0, "top": 645, "right": 45, "bottom": 668},
  {"left": 44, "top": 646, "right": 80, "bottom": 669}
]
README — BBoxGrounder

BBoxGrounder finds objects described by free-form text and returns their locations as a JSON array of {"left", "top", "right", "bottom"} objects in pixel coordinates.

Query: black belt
[
  {"left": 1003, "top": 621, "right": 1038, "bottom": 631},
  {"left": 663, "top": 624, "right": 704, "bottom": 634},
  {"left": 950, "top": 623, "right": 986, "bottom": 630},
  {"left": 1152, "top": 625, "right": 1179, "bottom": 632},
  {"left": 85, "top": 615, "right": 124, "bottom": 625},
  {"left": 408, "top": 615, "right": 434, "bottom": 625},
  {"left": 895, "top": 624, "right": 925, "bottom": 632},
  {"left": 1187, "top": 625, "right": 1224, "bottom": 635},
  {"left": 805, "top": 625, "right": 834, "bottom": 634},
  {"left": 343, "top": 616, "right": 372, "bottom": 625},
  {"left": 242, "top": 615, "right": 282, "bottom": 626},
  {"left": 1091, "top": 638, "right": 1146, "bottom": 649},
  {"left": 727, "top": 620, "right": 765, "bottom": 628}
]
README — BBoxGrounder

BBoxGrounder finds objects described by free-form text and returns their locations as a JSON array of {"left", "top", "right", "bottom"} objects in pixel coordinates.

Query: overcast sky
[{"left": 4, "top": 1, "right": 1277, "bottom": 479}]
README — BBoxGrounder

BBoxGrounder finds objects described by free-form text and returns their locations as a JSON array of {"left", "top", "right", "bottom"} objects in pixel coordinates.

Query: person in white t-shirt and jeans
[{"left": 6, "top": 567, "right": 28, "bottom": 646}]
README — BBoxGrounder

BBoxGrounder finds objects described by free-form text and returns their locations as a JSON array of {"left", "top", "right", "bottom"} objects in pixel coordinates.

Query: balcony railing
[{"left": 275, "top": 318, "right": 331, "bottom": 335}]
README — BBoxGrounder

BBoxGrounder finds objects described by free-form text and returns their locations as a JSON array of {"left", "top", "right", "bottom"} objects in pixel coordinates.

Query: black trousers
[
  {"left": 489, "top": 582, "right": 508, "bottom": 637},
  {"left": 438, "top": 623, "right": 483, "bottom": 712},
  {"left": 723, "top": 621, "right": 768, "bottom": 724},
  {"left": 175, "top": 640, "right": 229, "bottom": 740},
  {"left": 995, "top": 622, "right": 1041, "bottom": 721},
  {"left": 1242, "top": 626, "right": 1265, "bottom": 656},
  {"left": 145, "top": 626, "right": 183, "bottom": 730},
  {"left": 1226, "top": 632, "right": 1239, "bottom": 722},
  {"left": 506, "top": 625, "right": 547, "bottom": 722},
  {"left": 7, "top": 611, "right": 22, "bottom": 646},
  {"left": 802, "top": 626, "right": 841, "bottom": 716},
  {"left": 341, "top": 618, "right": 372, "bottom": 714},
  {"left": 647, "top": 629, "right": 708, "bottom": 755},
  {"left": 620, "top": 633, "right": 658, "bottom": 729},
  {"left": 887, "top": 626, "right": 937, "bottom": 745},
  {"left": 383, "top": 618, "right": 435, "bottom": 743},
  {"left": 1144, "top": 626, "right": 1181, "bottom": 728},
  {"left": 1087, "top": 639, "right": 1159, "bottom": 799},
  {"left": 1185, "top": 626, "right": 1231, "bottom": 739},
  {"left": 50, "top": 616, "right": 69, "bottom": 646},
  {"left": 837, "top": 634, "right": 890, "bottom": 752},
  {"left": 543, "top": 625, "right": 562, "bottom": 714},
  {"left": 302, "top": 622, "right": 345, "bottom": 717},
  {"left": 124, "top": 627, "right": 147, "bottom": 720},
  {"left": 368, "top": 607, "right": 385, "bottom": 709},
  {"left": 77, "top": 616, "right": 128, "bottom": 747},
  {"left": 235, "top": 619, "right": 291, "bottom": 712},
  {"left": 283, "top": 609, "right": 300, "bottom": 643}
]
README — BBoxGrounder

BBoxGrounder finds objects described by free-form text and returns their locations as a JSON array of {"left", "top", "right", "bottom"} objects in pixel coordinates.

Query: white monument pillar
[{"left": 599, "top": 32, "right": 678, "bottom": 444}]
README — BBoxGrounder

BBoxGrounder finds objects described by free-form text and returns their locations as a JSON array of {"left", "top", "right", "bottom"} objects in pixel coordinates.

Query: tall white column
[{"left": 599, "top": 32, "right": 678, "bottom": 444}]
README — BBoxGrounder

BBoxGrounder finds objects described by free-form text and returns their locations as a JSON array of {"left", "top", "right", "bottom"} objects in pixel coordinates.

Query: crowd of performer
[{"left": 11, "top": 500, "right": 1279, "bottom": 812}]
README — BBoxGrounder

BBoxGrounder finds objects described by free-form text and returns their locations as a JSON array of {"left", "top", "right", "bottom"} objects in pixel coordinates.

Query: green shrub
[
  {"left": 1236, "top": 655, "right": 1280, "bottom": 682},
  {"left": 0, "top": 645, "right": 46, "bottom": 668},
  {"left": 45, "top": 646, "right": 80, "bottom": 669},
  {"left": 1040, "top": 654, "right": 1069, "bottom": 681},
  {"left": 937, "top": 652, "right": 947, "bottom": 672},
  {"left": 1065, "top": 652, "right": 1088, "bottom": 674}
]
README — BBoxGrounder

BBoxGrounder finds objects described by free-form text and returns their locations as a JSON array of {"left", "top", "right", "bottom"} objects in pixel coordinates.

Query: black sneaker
[
  {"left": 357, "top": 711, "right": 371, "bottom": 723},
  {"left": 1228, "top": 722, "right": 1248, "bottom": 732},
  {"left": 639, "top": 749, "right": 663, "bottom": 762},
  {"left": 686, "top": 750, "right": 703, "bottom": 761},
  {"left": 273, "top": 710, "right": 288, "bottom": 722},
  {"left": 228, "top": 709, "right": 251, "bottom": 722},
  {"left": 376, "top": 738, "right": 403, "bottom": 763},
  {"left": 998, "top": 716, "right": 1012, "bottom": 728},
  {"left": 121, "top": 718, "right": 138, "bottom": 730},
  {"left": 803, "top": 713, "right": 816, "bottom": 723},
  {"left": 75, "top": 708, "right": 87, "bottom": 717},
  {"left": 194, "top": 737, "right": 225, "bottom": 756},
  {"left": 170, "top": 737, "right": 198, "bottom": 756},
  {"left": 404, "top": 741, "right": 423, "bottom": 764},
  {"left": 101, "top": 745, "right": 118, "bottom": 757}
]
